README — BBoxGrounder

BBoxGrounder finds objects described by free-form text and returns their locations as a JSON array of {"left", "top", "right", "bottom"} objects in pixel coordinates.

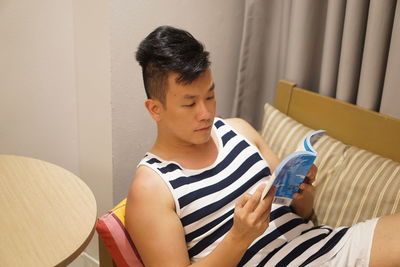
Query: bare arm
[
  {"left": 125, "top": 166, "right": 275, "bottom": 267},
  {"left": 225, "top": 118, "right": 316, "bottom": 219},
  {"left": 126, "top": 166, "right": 190, "bottom": 266}
]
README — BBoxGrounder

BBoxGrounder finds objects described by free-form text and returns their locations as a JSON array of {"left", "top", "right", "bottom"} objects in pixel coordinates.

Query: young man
[{"left": 126, "top": 26, "right": 400, "bottom": 266}]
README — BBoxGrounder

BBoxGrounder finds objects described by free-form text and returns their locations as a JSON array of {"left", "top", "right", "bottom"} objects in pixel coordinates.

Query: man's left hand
[{"left": 291, "top": 164, "right": 317, "bottom": 219}]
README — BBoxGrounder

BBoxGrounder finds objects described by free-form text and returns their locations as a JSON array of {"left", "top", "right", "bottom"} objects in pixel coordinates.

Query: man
[{"left": 126, "top": 26, "right": 399, "bottom": 266}]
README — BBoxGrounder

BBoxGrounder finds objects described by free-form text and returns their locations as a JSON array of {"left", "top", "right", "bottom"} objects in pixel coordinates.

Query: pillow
[
  {"left": 96, "top": 198, "right": 144, "bottom": 267},
  {"left": 313, "top": 145, "right": 400, "bottom": 227},
  {"left": 261, "top": 103, "right": 400, "bottom": 227}
]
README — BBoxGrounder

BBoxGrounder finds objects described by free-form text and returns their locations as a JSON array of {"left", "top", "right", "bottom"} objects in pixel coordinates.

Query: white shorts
[{"left": 322, "top": 217, "right": 379, "bottom": 267}]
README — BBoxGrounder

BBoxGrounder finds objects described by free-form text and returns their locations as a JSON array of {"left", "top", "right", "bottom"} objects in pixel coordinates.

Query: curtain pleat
[
  {"left": 318, "top": 0, "right": 346, "bottom": 97},
  {"left": 234, "top": 0, "right": 399, "bottom": 128},
  {"left": 356, "top": 0, "right": 397, "bottom": 110},
  {"left": 381, "top": 0, "right": 400, "bottom": 118},
  {"left": 335, "top": 0, "right": 369, "bottom": 103},
  {"left": 285, "top": 0, "right": 327, "bottom": 91},
  {"left": 233, "top": 0, "right": 291, "bottom": 126}
]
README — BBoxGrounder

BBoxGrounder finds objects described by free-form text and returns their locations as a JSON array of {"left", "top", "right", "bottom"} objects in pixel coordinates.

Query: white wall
[
  {"left": 1, "top": 0, "right": 113, "bottom": 265},
  {"left": 110, "top": 0, "right": 245, "bottom": 204},
  {"left": 72, "top": 0, "right": 113, "bottom": 262},
  {"left": 1, "top": 0, "right": 244, "bottom": 264},
  {"left": 0, "top": 0, "right": 79, "bottom": 173}
]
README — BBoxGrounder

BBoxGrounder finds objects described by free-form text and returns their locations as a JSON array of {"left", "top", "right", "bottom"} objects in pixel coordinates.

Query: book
[{"left": 261, "top": 130, "right": 326, "bottom": 205}]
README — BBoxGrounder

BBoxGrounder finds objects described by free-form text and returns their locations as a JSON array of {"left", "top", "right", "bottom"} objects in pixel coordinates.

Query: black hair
[{"left": 136, "top": 26, "right": 210, "bottom": 105}]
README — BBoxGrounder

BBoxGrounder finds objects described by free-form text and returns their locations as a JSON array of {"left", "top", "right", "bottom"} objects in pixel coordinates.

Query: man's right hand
[{"left": 230, "top": 184, "right": 276, "bottom": 247}]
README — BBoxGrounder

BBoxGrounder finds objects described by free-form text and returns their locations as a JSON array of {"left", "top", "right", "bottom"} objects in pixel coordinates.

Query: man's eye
[
  {"left": 183, "top": 103, "right": 195, "bottom": 107},
  {"left": 207, "top": 96, "right": 215, "bottom": 100}
]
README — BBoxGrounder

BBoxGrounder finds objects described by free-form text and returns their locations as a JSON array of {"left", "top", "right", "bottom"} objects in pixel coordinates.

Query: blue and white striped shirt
[{"left": 138, "top": 118, "right": 351, "bottom": 266}]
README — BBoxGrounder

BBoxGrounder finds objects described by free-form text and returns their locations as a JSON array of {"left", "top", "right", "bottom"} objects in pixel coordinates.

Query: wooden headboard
[{"left": 274, "top": 80, "right": 400, "bottom": 163}]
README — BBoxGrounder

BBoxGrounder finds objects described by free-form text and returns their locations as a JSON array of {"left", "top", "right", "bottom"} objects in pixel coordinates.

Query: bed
[{"left": 96, "top": 80, "right": 400, "bottom": 266}]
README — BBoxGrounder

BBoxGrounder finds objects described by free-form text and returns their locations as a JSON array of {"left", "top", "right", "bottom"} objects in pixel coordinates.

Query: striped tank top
[{"left": 138, "top": 117, "right": 351, "bottom": 266}]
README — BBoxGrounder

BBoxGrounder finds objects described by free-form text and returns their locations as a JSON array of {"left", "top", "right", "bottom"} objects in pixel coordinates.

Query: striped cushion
[
  {"left": 261, "top": 103, "right": 400, "bottom": 227},
  {"left": 96, "top": 199, "right": 144, "bottom": 267}
]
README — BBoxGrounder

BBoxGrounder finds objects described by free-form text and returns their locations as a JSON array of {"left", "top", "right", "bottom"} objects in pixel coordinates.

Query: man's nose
[{"left": 196, "top": 100, "right": 211, "bottom": 121}]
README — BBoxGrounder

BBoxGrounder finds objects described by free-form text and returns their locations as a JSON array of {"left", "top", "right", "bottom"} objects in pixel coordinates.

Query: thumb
[{"left": 263, "top": 186, "right": 276, "bottom": 203}]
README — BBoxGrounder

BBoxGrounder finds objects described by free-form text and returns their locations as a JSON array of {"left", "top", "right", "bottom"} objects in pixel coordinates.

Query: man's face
[{"left": 159, "top": 69, "right": 216, "bottom": 146}]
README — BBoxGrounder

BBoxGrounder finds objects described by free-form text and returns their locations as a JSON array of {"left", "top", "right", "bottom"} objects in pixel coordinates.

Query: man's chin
[{"left": 192, "top": 135, "right": 212, "bottom": 145}]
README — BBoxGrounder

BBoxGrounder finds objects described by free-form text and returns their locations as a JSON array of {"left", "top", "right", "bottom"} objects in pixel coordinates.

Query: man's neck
[{"left": 150, "top": 132, "right": 218, "bottom": 170}]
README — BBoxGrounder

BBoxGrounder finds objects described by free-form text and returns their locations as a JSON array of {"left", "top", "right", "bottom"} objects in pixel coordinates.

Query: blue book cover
[{"left": 261, "top": 130, "right": 325, "bottom": 205}]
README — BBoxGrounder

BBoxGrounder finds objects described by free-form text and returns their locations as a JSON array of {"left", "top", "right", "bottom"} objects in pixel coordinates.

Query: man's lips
[{"left": 195, "top": 126, "right": 212, "bottom": 132}]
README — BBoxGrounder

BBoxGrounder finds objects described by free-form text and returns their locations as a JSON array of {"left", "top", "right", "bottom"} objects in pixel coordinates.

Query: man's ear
[{"left": 144, "top": 99, "right": 163, "bottom": 121}]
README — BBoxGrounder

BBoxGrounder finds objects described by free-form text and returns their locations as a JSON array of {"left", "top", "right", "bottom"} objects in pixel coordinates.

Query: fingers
[
  {"left": 242, "top": 184, "right": 266, "bottom": 212},
  {"left": 237, "top": 184, "right": 274, "bottom": 215},
  {"left": 264, "top": 185, "right": 276, "bottom": 201},
  {"left": 293, "top": 183, "right": 315, "bottom": 199},
  {"left": 291, "top": 183, "right": 315, "bottom": 219},
  {"left": 238, "top": 184, "right": 274, "bottom": 228},
  {"left": 236, "top": 193, "right": 251, "bottom": 210},
  {"left": 305, "top": 164, "right": 318, "bottom": 184},
  {"left": 232, "top": 184, "right": 274, "bottom": 244},
  {"left": 254, "top": 186, "right": 275, "bottom": 215}
]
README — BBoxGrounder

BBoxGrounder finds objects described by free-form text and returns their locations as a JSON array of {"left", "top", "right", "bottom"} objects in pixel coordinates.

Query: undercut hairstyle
[{"left": 136, "top": 26, "right": 211, "bottom": 106}]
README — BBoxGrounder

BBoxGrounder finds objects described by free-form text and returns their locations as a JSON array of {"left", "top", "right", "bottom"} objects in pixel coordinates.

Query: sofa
[{"left": 96, "top": 80, "right": 400, "bottom": 266}]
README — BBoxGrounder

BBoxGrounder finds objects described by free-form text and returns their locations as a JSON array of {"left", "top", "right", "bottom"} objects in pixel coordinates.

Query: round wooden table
[{"left": 0, "top": 155, "right": 97, "bottom": 266}]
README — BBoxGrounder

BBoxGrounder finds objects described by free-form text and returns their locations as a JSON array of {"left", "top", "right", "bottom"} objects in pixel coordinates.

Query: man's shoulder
[
  {"left": 133, "top": 165, "right": 163, "bottom": 189},
  {"left": 223, "top": 117, "right": 259, "bottom": 147},
  {"left": 224, "top": 117, "right": 254, "bottom": 133},
  {"left": 128, "top": 165, "right": 175, "bottom": 209}
]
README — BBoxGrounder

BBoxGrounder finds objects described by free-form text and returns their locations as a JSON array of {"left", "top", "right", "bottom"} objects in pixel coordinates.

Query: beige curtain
[{"left": 233, "top": 0, "right": 400, "bottom": 128}]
